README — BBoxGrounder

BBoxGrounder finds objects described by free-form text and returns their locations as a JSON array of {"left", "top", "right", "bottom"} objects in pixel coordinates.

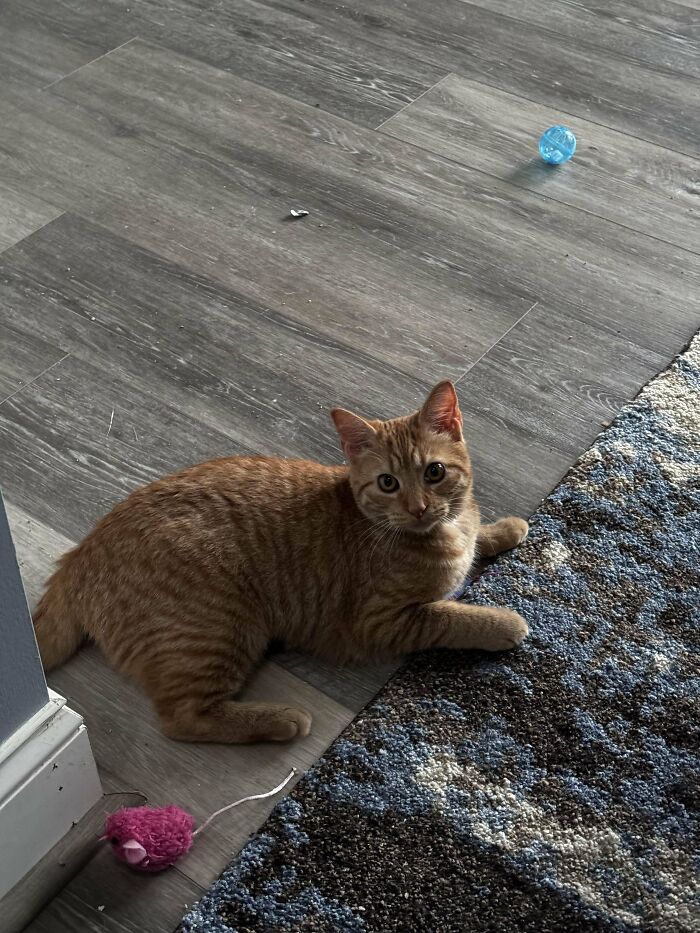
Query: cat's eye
[
  {"left": 425, "top": 462, "right": 446, "bottom": 484},
  {"left": 377, "top": 474, "right": 399, "bottom": 493}
]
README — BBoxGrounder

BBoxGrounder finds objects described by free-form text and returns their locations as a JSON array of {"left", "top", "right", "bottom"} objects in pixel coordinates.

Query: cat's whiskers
[
  {"left": 355, "top": 518, "right": 393, "bottom": 551},
  {"left": 386, "top": 525, "right": 404, "bottom": 562},
  {"left": 355, "top": 515, "right": 390, "bottom": 552},
  {"left": 365, "top": 519, "right": 399, "bottom": 589},
  {"left": 440, "top": 489, "right": 466, "bottom": 524}
]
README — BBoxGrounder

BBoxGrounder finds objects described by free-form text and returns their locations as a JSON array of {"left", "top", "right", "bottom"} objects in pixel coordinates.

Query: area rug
[{"left": 179, "top": 336, "right": 699, "bottom": 933}]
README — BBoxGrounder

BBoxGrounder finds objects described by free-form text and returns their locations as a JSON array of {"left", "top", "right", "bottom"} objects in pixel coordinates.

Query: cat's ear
[
  {"left": 420, "top": 381, "right": 463, "bottom": 441},
  {"left": 330, "top": 408, "right": 376, "bottom": 461}
]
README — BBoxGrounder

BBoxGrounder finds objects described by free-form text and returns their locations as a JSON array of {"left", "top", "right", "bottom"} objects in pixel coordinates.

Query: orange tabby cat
[{"left": 34, "top": 382, "right": 528, "bottom": 743}]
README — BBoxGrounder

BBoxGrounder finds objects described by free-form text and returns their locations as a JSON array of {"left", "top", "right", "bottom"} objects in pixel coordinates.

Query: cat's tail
[{"left": 32, "top": 554, "right": 86, "bottom": 672}]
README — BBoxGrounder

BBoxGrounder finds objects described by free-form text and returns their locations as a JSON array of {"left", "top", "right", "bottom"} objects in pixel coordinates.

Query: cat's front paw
[
  {"left": 498, "top": 517, "right": 529, "bottom": 549},
  {"left": 478, "top": 518, "right": 529, "bottom": 557},
  {"left": 481, "top": 609, "right": 528, "bottom": 651}
]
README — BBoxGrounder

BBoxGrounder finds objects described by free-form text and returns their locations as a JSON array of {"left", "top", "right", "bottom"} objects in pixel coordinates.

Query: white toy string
[{"left": 193, "top": 768, "right": 297, "bottom": 837}]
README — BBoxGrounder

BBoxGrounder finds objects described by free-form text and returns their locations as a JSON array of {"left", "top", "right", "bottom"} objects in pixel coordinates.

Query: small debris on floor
[
  {"left": 288, "top": 208, "right": 309, "bottom": 219},
  {"left": 97, "top": 905, "right": 105, "bottom": 912}
]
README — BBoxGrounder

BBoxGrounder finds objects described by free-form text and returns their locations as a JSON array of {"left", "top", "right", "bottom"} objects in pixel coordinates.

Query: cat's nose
[{"left": 408, "top": 503, "right": 427, "bottom": 519}]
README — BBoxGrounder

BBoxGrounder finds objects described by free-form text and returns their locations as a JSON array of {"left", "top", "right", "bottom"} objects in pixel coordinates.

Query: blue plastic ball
[{"left": 538, "top": 125, "right": 576, "bottom": 164}]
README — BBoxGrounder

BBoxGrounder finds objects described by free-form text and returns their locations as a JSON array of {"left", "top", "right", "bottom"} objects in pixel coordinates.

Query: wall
[{"left": 0, "top": 491, "right": 48, "bottom": 744}]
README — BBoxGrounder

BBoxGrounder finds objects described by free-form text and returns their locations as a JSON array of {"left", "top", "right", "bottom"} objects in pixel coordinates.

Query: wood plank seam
[
  {"left": 0, "top": 353, "right": 71, "bottom": 408},
  {"left": 41, "top": 36, "right": 140, "bottom": 92},
  {"left": 374, "top": 71, "right": 453, "bottom": 131},
  {"left": 0, "top": 209, "right": 66, "bottom": 259},
  {"left": 454, "top": 301, "right": 539, "bottom": 388}
]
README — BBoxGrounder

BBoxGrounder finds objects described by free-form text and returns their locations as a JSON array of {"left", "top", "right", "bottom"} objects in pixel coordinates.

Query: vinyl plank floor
[
  {"left": 5, "top": 501, "right": 75, "bottom": 606},
  {"left": 0, "top": 64, "right": 536, "bottom": 383},
  {"left": 25, "top": 848, "right": 204, "bottom": 933},
  {"left": 460, "top": 0, "right": 700, "bottom": 75},
  {"left": 0, "top": 212, "right": 426, "bottom": 414},
  {"left": 150, "top": 0, "right": 446, "bottom": 127},
  {"left": 4, "top": 0, "right": 696, "bottom": 139},
  {"left": 0, "top": 182, "right": 63, "bottom": 254},
  {"left": 0, "top": 205, "right": 692, "bottom": 534},
  {"left": 0, "top": 214, "right": 431, "bottom": 539},
  {"left": 0, "top": 347, "right": 248, "bottom": 542},
  {"left": 155, "top": 0, "right": 700, "bottom": 137},
  {"left": 0, "top": 40, "right": 696, "bottom": 372},
  {"left": 0, "top": 321, "right": 67, "bottom": 405},
  {"left": 0, "top": 0, "right": 133, "bottom": 92},
  {"left": 275, "top": 650, "right": 398, "bottom": 712},
  {"left": 380, "top": 74, "right": 699, "bottom": 251},
  {"left": 245, "top": 0, "right": 700, "bottom": 151},
  {"left": 454, "top": 301, "right": 675, "bottom": 520},
  {"left": 3, "top": 792, "right": 145, "bottom": 933},
  {"left": 0, "top": 325, "right": 415, "bottom": 539},
  {"left": 0, "top": 0, "right": 444, "bottom": 127}
]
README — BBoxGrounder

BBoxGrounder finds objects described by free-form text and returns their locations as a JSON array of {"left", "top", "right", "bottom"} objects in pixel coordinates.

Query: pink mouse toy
[
  {"left": 105, "top": 804, "right": 195, "bottom": 872},
  {"left": 102, "top": 769, "right": 295, "bottom": 872}
]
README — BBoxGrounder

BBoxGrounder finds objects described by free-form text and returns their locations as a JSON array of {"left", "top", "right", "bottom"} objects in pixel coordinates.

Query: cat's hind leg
[
  {"left": 477, "top": 517, "right": 529, "bottom": 557},
  {"left": 159, "top": 698, "right": 312, "bottom": 744},
  {"left": 139, "top": 615, "right": 311, "bottom": 743}
]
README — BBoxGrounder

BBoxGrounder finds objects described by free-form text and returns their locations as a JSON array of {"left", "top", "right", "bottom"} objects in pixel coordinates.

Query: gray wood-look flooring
[
  {"left": 0, "top": 792, "right": 145, "bottom": 933},
  {"left": 0, "top": 0, "right": 698, "bottom": 929}
]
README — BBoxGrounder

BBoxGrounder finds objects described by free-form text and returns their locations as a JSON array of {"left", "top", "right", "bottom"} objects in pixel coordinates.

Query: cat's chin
[{"left": 399, "top": 516, "right": 443, "bottom": 536}]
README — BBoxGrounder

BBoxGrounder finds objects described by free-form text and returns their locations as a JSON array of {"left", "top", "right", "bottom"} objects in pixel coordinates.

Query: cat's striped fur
[{"left": 33, "top": 382, "right": 528, "bottom": 743}]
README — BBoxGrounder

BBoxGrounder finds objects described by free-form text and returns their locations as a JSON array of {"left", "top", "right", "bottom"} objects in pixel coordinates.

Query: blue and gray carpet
[{"left": 180, "top": 336, "right": 699, "bottom": 933}]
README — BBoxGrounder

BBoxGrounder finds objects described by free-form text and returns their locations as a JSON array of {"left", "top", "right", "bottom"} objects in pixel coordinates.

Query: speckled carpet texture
[{"left": 179, "top": 336, "right": 700, "bottom": 933}]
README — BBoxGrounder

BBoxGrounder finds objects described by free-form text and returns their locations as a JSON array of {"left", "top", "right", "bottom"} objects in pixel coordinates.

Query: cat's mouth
[{"left": 396, "top": 513, "right": 442, "bottom": 534}]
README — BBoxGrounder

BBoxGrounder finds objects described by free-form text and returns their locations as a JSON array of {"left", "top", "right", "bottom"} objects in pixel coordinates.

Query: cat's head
[{"left": 331, "top": 381, "right": 473, "bottom": 534}]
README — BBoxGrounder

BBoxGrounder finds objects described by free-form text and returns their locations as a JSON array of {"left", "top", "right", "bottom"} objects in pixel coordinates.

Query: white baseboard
[{"left": 0, "top": 688, "right": 102, "bottom": 900}]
